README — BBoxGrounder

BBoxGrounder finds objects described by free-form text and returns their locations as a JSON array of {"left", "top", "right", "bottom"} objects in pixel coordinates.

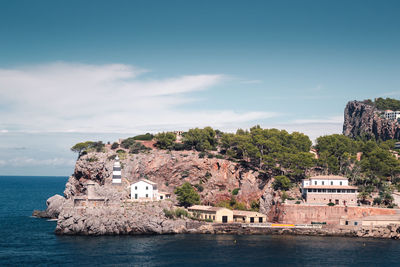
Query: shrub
[
  {"left": 121, "top": 137, "right": 136, "bottom": 149},
  {"left": 111, "top": 142, "right": 119, "bottom": 150},
  {"left": 207, "top": 153, "right": 214, "bottom": 159},
  {"left": 204, "top": 171, "right": 212, "bottom": 180},
  {"left": 154, "top": 132, "right": 176, "bottom": 149},
  {"left": 174, "top": 208, "right": 189, "bottom": 218},
  {"left": 107, "top": 154, "right": 117, "bottom": 160},
  {"left": 86, "top": 156, "right": 98, "bottom": 162},
  {"left": 295, "top": 201, "right": 301, "bottom": 204},
  {"left": 116, "top": 149, "right": 126, "bottom": 154},
  {"left": 194, "top": 184, "right": 204, "bottom": 192},
  {"left": 327, "top": 202, "right": 335, "bottom": 206},
  {"left": 204, "top": 218, "right": 213, "bottom": 222},
  {"left": 373, "top": 197, "right": 382, "bottom": 205},
  {"left": 174, "top": 182, "right": 200, "bottom": 207},
  {"left": 198, "top": 152, "right": 206, "bottom": 158},
  {"left": 181, "top": 170, "right": 190, "bottom": 178},
  {"left": 251, "top": 200, "right": 260, "bottom": 211},
  {"left": 129, "top": 142, "right": 151, "bottom": 154},
  {"left": 232, "top": 188, "right": 240, "bottom": 196},
  {"left": 216, "top": 154, "right": 224, "bottom": 159},
  {"left": 272, "top": 175, "right": 292, "bottom": 191},
  {"left": 133, "top": 133, "right": 154, "bottom": 141},
  {"left": 163, "top": 209, "right": 174, "bottom": 219},
  {"left": 173, "top": 143, "right": 186, "bottom": 151},
  {"left": 281, "top": 191, "right": 288, "bottom": 202}
]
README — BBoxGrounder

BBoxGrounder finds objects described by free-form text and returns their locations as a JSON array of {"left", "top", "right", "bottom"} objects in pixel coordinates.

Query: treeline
[
  {"left": 316, "top": 134, "right": 400, "bottom": 205},
  {"left": 364, "top": 97, "right": 400, "bottom": 111}
]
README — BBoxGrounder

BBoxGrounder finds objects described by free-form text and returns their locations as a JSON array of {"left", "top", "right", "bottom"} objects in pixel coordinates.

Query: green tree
[
  {"left": 154, "top": 132, "right": 176, "bottom": 149},
  {"left": 70, "top": 141, "right": 94, "bottom": 156},
  {"left": 183, "top": 127, "right": 217, "bottom": 151},
  {"left": 174, "top": 182, "right": 200, "bottom": 207},
  {"left": 272, "top": 175, "right": 292, "bottom": 191}
]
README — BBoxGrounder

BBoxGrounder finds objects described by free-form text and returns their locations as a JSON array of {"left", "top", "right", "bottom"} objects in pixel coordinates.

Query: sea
[{"left": 1, "top": 176, "right": 400, "bottom": 266}]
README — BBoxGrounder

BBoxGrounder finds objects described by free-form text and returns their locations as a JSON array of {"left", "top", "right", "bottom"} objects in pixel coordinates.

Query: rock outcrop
[
  {"left": 343, "top": 100, "right": 400, "bottom": 140},
  {"left": 65, "top": 150, "right": 272, "bottom": 208},
  {"left": 56, "top": 201, "right": 187, "bottom": 235},
  {"left": 32, "top": 194, "right": 66, "bottom": 219}
]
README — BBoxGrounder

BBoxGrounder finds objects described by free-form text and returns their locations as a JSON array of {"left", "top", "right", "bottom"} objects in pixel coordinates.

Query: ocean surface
[{"left": 1, "top": 176, "right": 400, "bottom": 266}]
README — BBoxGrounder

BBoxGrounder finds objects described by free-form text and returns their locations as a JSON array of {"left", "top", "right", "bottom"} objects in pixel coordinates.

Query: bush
[
  {"left": 272, "top": 175, "right": 292, "bottom": 191},
  {"left": 163, "top": 209, "right": 174, "bottom": 219},
  {"left": 207, "top": 153, "right": 214, "bottom": 159},
  {"left": 194, "top": 184, "right": 204, "bottom": 192},
  {"left": 121, "top": 137, "right": 136, "bottom": 149},
  {"left": 295, "top": 201, "right": 301, "bottom": 204},
  {"left": 116, "top": 149, "right": 126, "bottom": 154},
  {"left": 86, "top": 156, "right": 98, "bottom": 162},
  {"left": 204, "top": 171, "right": 212, "bottom": 180},
  {"left": 174, "top": 182, "right": 200, "bottom": 207},
  {"left": 181, "top": 170, "right": 190, "bottom": 178},
  {"left": 327, "top": 202, "right": 335, "bottom": 206},
  {"left": 107, "top": 154, "right": 117, "bottom": 160},
  {"left": 111, "top": 142, "right": 119, "bottom": 150},
  {"left": 198, "top": 152, "right": 206, "bottom": 158},
  {"left": 204, "top": 218, "right": 213, "bottom": 222},
  {"left": 232, "top": 188, "right": 240, "bottom": 196},
  {"left": 129, "top": 142, "right": 151, "bottom": 154},
  {"left": 373, "top": 197, "right": 382, "bottom": 205},
  {"left": 251, "top": 200, "right": 260, "bottom": 211},
  {"left": 174, "top": 208, "right": 189, "bottom": 218},
  {"left": 216, "top": 154, "right": 224, "bottom": 159},
  {"left": 173, "top": 143, "right": 186, "bottom": 151},
  {"left": 281, "top": 191, "right": 288, "bottom": 202},
  {"left": 133, "top": 133, "right": 154, "bottom": 141},
  {"left": 154, "top": 132, "right": 176, "bottom": 149}
]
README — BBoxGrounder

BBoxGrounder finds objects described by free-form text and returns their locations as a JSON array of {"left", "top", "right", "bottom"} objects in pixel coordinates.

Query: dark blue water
[{"left": 1, "top": 176, "right": 400, "bottom": 266}]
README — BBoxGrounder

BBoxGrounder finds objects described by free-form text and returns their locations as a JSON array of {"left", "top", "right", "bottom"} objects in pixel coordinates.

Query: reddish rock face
[
  {"left": 65, "top": 149, "right": 272, "bottom": 208},
  {"left": 343, "top": 100, "right": 400, "bottom": 140}
]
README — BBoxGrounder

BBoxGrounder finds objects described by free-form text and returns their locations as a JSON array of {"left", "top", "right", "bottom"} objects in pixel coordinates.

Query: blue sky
[{"left": 1, "top": 0, "right": 400, "bottom": 175}]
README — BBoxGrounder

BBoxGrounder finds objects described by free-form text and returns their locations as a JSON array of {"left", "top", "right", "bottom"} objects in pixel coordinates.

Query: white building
[
  {"left": 112, "top": 156, "right": 122, "bottom": 184},
  {"left": 302, "top": 175, "right": 358, "bottom": 206},
  {"left": 130, "top": 179, "right": 171, "bottom": 201},
  {"left": 384, "top": 110, "right": 400, "bottom": 121}
]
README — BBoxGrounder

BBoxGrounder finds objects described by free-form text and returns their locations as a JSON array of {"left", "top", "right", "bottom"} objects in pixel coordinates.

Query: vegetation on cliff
[{"left": 364, "top": 97, "right": 400, "bottom": 111}]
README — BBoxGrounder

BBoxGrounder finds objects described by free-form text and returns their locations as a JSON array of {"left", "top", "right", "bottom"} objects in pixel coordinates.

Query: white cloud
[
  {"left": 291, "top": 115, "right": 343, "bottom": 124},
  {"left": 0, "top": 62, "right": 275, "bottom": 133}
]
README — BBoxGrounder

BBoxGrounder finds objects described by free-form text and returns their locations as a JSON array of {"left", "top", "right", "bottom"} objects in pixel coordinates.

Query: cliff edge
[{"left": 343, "top": 100, "right": 400, "bottom": 140}]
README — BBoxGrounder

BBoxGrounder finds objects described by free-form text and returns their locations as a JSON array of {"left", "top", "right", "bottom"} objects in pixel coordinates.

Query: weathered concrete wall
[{"left": 278, "top": 204, "right": 398, "bottom": 225}]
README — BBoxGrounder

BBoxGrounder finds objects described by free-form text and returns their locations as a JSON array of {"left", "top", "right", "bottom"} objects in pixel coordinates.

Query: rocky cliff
[
  {"left": 343, "top": 100, "right": 400, "bottom": 140},
  {"left": 65, "top": 149, "right": 272, "bottom": 208}
]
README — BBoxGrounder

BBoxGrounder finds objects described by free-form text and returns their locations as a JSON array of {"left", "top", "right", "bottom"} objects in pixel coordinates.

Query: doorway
[{"left": 222, "top": 216, "right": 228, "bottom": 223}]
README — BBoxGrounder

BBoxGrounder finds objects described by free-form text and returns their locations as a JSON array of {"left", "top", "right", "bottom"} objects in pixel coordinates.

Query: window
[
  {"left": 259, "top": 217, "right": 263, "bottom": 223},
  {"left": 331, "top": 181, "right": 333, "bottom": 185},
  {"left": 146, "top": 194, "right": 148, "bottom": 198},
  {"left": 135, "top": 186, "right": 137, "bottom": 190},
  {"left": 354, "top": 222, "right": 358, "bottom": 226},
  {"left": 213, "top": 216, "right": 215, "bottom": 220},
  {"left": 160, "top": 196, "right": 163, "bottom": 200},
  {"left": 135, "top": 194, "right": 138, "bottom": 199},
  {"left": 146, "top": 186, "right": 148, "bottom": 190},
  {"left": 322, "top": 181, "right": 324, "bottom": 185},
  {"left": 250, "top": 217, "right": 255, "bottom": 223},
  {"left": 340, "top": 181, "right": 342, "bottom": 185},
  {"left": 345, "top": 221, "right": 348, "bottom": 225},
  {"left": 315, "top": 181, "right": 317, "bottom": 185}
]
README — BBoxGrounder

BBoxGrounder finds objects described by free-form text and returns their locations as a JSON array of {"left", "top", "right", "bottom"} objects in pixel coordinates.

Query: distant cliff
[{"left": 343, "top": 100, "right": 400, "bottom": 141}]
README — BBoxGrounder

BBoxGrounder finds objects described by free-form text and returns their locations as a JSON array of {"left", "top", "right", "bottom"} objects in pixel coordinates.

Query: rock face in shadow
[
  {"left": 343, "top": 100, "right": 400, "bottom": 140},
  {"left": 55, "top": 201, "right": 187, "bottom": 235},
  {"left": 32, "top": 194, "right": 66, "bottom": 219}
]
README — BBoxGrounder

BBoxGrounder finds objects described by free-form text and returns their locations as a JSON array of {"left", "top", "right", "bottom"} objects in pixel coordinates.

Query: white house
[
  {"left": 112, "top": 156, "right": 122, "bottom": 184},
  {"left": 302, "top": 175, "right": 358, "bottom": 206},
  {"left": 130, "top": 179, "right": 171, "bottom": 201},
  {"left": 384, "top": 110, "right": 400, "bottom": 121}
]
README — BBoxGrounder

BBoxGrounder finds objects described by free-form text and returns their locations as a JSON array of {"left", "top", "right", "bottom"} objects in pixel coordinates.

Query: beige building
[
  {"left": 232, "top": 210, "right": 267, "bottom": 223},
  {"left": 188, "top": 205, "right": 233, "bottom": 223},
  {"left": 188, "top": 205, "right": 268, "bottom": 224},
  {"left": 302, "top": 175, "right": 358, "bottom": 206}
]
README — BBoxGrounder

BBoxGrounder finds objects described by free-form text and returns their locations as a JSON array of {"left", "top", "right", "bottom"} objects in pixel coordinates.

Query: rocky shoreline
[{"left": 33, "top": 195, "right": 400, "bottom": 239}]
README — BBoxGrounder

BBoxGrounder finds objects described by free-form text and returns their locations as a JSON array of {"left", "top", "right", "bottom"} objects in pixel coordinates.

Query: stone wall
[
  {"left": 277, "top": 204, "right": 398, "bottom": 225},
  {"left": 306, "top": 192, "right": 358, "bottom": 206}
]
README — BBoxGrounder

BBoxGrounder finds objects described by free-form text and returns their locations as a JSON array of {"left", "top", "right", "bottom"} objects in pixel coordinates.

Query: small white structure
[
  {"left": 112, "top": 156, "right": 122, "bottom": 184},
  {"left": 384, "top": 110, "right": 400, "bottom": 121},
  {"left": 130, "top": 179, "right": 171, "bottom": 201}
]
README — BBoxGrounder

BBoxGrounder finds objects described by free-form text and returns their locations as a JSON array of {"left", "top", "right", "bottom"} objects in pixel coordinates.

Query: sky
[{"left": 1, "top": 0, "right": 400, "bottom": 175}]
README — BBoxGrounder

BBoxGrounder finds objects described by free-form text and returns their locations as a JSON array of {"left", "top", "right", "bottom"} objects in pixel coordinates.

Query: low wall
[{"left": 277, "top": 204, "right": 398, "bottom": 225}]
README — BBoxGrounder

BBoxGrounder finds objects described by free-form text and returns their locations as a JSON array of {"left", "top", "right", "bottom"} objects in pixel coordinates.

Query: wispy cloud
[
  {"left": 291, "top": 115, "right": 343, "bottom": 124},
  {"left": 0, "top": 157, "right": 75, "bottom": 167},
  {"left": 0, "top": 62, "right": 275, "bottom": 133}
]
